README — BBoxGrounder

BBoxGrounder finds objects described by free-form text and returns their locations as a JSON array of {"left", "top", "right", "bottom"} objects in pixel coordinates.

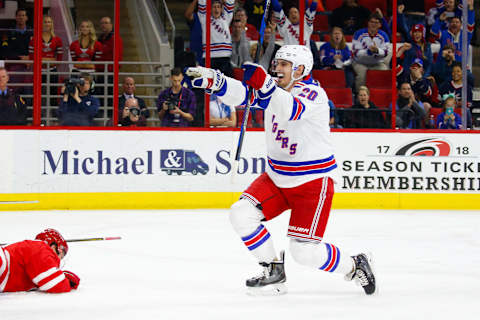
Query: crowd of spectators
[
  {"left": 0, "top": 0, "right": 477, "bottom": 130},
  {"left": 177, "top": 0, "right": 477, "bottom": 130}
]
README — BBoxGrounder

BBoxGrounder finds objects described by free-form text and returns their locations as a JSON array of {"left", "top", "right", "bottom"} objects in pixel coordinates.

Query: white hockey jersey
[
  {"left": 198, "top": 0, "right": 235, "bottom": 58},
  {"left": 217, "top": 75, "right": 338, "bottom": 188},
  {"left": 273, "top": 8, "right": 315, "bottom": 49}
]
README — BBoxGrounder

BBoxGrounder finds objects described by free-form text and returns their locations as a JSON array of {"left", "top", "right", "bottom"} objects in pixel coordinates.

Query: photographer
[
  {"left": 117, "top": 77, "right": 149, "bottom": 126},
  {"left": 157, "top": 68, "right": 196, "bottom": 127},
  {"left": 58, "top": 73, "right": 99, "bottom": 126},
  {"left": 120, "top": 98, "right": 145, "bottom": 127}
]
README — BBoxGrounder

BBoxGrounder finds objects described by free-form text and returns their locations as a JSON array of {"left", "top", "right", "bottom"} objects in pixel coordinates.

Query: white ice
[{"left": 1, "top": 209, "right": 479, "bottom": 320}]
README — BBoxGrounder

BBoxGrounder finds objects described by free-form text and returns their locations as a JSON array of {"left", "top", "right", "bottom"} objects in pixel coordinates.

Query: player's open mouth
[{"left": 277, "top": 73, "right": 285, "bottom": 79}]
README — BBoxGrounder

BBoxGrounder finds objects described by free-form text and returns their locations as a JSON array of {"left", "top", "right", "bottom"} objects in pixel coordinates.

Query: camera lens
[{"left": 130, "top": 108, "right": 140, "bottom": 116}]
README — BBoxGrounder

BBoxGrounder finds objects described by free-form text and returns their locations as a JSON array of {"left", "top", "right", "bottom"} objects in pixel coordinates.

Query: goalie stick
[{"left": 232, "top": 0, "right": 272, "bottom": 176}]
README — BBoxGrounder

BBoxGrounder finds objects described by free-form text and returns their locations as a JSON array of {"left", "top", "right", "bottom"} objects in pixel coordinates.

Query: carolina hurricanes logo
[{"left": 395, "top": 138, "right": 451, "bottom": 156}]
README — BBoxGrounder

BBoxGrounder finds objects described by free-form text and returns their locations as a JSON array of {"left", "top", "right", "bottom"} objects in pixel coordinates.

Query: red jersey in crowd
[
  {"left": 0, "top": 240, "right": 72, "bottom": 293},
  {"left": 28, "top": 35, "right": 63, "bottom": 69},
  {"left": 97, "top": 31, "right": 123, "bottom": 72},
  {"left": 69, "top": 40, "right": 103, "bottom": 70}
]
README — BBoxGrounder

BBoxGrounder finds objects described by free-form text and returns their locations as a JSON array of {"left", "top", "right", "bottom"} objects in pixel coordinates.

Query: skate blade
[
  {"left": 246, "top": 283, "right": 288, "bottom": 296},
  {"left": 365, "top": 252, "right": 379, "bottom": 296}
]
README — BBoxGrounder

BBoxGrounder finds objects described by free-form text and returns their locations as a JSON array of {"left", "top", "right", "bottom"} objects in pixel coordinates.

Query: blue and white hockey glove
[
  {"left": 186, "top": 67, "right": 225, "bottom": 93},
  {"left": 242, "top": 62, "right": 276, "bottom": 98}
]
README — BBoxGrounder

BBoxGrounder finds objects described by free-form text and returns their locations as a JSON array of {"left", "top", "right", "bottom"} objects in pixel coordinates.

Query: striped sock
[
  {"left": 319, "top": 243, "right": 341, "bottom": 273},
  {"left": 241, "top": 224, "right": 276, "bottom": 263}
]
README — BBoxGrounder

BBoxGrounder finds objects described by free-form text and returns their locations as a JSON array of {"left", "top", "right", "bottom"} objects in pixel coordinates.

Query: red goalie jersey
[{"left": 0, "top": 240, "right": 73, "bottom": 293}]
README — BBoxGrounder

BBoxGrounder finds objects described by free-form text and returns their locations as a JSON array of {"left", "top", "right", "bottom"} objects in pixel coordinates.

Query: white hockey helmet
[{"left": 274, "top": 45, "right": 313, "bottom": 79}]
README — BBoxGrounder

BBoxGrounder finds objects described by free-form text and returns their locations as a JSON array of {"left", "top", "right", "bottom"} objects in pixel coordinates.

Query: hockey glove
[
  {"left": 64, "top": 270, "right": 80, "bottom": 289},
  {"left": 186, "top": 67, "right": 225, "bottom": 93},
  {"left": 242, "top": 62, "right": 275, "bottom": 97}
]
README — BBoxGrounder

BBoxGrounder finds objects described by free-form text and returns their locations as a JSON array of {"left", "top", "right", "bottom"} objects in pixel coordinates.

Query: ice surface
[{"left": 1, "top": 209, "right": 479, "bottom": 320}]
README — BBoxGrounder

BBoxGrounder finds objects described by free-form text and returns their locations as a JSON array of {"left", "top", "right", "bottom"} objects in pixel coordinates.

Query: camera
[
  {"left": 165, "top": 94, "right": 180, "bottom": 111},
  {"left": 129, "top": 107, "right": 140, "bottom": 116},
  {"left": 64, "top": 77, "right": 85, "bottom": 95}
]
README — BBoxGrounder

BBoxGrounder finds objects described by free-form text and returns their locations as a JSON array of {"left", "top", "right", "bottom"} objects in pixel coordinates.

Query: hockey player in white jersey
[{"left": 186, "top": 45, "right": 376, "bottom": 296}]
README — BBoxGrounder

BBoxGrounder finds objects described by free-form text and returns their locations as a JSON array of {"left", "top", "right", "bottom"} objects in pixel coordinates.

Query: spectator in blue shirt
[
  {"left": 430, "top": 0, "right": 475, "bottom": 63},
  {"left": 318, "top": 27, "right": 354, "bottom": 89},
  {"left": 436, "top": 94, "right": 462, "bottom": 129}
]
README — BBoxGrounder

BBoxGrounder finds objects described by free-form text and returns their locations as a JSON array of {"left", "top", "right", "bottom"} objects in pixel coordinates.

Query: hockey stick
[
  {"left": 64, "top": 236, "right": 122, "bottom": 243},
  {"left": 232, "top": 0, "right": 272, "bottom": 176},
  {"left": 0, "top": 236, "right": 121, "bottom": 246}
]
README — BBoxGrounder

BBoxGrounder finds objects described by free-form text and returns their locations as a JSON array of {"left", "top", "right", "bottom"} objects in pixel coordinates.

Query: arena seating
[
  {"left": 369, "top": 88, "right": 392, "bottom": 108},
  {"left": 312, "top": 69, "right": 346, "bottom": 88},
  {"left": 324, "top": 87, "right": 353, "bottom": 108},
  {"left": 366, "top": 70, "right": 392, "bottom": 89},
  {"left": 313, "top": 14, "right": 329, "bottom": 33}
]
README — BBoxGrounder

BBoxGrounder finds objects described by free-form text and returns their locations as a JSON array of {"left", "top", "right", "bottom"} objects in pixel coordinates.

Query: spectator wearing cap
[
  {"left": 352, "top": 12, "right": 390, "bottom": 92},
  {"left": 430, "top": 0, "right": 475, "bottom": 63},
  {"left": 397, "top": 24, "right": 433, "bottom": 77},
  {"left": 397, "top": 58, "right": 434, "bottom": 115}
]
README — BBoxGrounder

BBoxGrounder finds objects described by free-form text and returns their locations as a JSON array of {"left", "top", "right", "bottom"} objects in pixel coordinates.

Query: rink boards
[{"left": 0, "top": 130, "right": 479, "bottom": 210}]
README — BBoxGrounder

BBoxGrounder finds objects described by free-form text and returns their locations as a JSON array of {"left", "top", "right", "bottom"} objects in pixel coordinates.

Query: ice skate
[
  {"left": 246, "top": 250, "right": 287, "bottom": 296},
  {"left": 345, "top": 253, "right": 376, "bottom": 295}
]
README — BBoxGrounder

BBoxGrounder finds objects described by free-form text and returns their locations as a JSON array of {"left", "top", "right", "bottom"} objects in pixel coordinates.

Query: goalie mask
[
  {"left": 35, "top": 228, "right": 68, "bottom": 258},
  {"left": 272, "top": 45, "right": 313, "bottom": 88}
]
